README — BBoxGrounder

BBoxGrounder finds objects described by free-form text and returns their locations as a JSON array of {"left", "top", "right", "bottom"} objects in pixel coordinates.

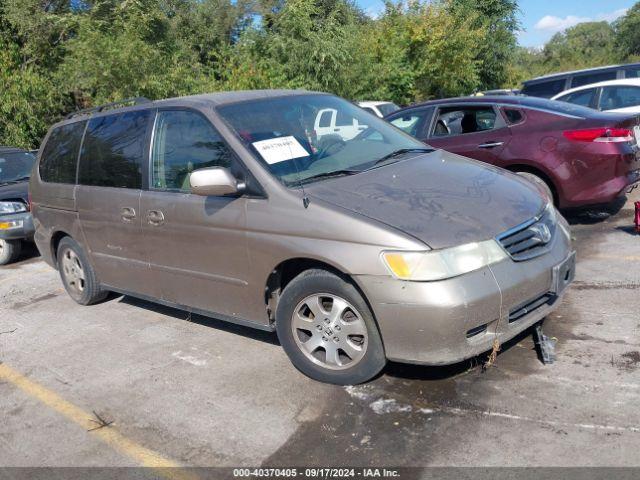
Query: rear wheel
[
  {"left": 0, "top": 239, "right": 21, "bottom": 265},
  {"left": 57, "top": 237, "right": 108, "bottom": 305},
  {"left": 276, "top": 269, "right": 386, "bottom": 384},
  {"left": 515, "top": 171, "right": 554, "bottom": 204}
]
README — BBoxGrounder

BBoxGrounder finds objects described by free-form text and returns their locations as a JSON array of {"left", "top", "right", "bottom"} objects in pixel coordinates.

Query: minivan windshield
[
  {"left": 217, "top": 94, "right": 429, "bottom": 186},
  {"left": 0, "top": 151, "right": 36, "bottom": 185}
]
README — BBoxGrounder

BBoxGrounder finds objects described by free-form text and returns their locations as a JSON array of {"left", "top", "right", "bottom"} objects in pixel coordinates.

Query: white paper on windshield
[{"left": 252, "top": 136, "right": 309, "bottom": 164}]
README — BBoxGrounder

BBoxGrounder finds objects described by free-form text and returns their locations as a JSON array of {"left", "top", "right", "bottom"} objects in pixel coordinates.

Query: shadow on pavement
[{"left": 116, "top": 294, "right": 281, "bottom": 346}]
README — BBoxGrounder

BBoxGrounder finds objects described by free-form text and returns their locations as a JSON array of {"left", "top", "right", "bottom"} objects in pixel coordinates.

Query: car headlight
[
  {"left": 381, "top": 240, "right": 508, "bottom": 282},
  {"left": 0, "top": 201, "right": 27, "bottom": 215}
]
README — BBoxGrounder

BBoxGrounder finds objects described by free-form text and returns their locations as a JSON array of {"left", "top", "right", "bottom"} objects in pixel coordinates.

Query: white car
[
  {"left": 357, "top": 101, "right": 400, "bottom": 118},
  {"left": 314, "top": 108, "right": 369, "bottom": 141},
  {"left": 552, "top": 78, "right": 640, "bottom": 114}
]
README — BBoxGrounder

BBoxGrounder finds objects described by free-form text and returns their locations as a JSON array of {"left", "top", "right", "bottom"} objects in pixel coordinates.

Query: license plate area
[{"left": 552, "top": 251, "right": 576, "bottom": 295}]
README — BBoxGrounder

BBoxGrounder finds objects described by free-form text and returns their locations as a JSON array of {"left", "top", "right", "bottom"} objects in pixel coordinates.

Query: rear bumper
[
  {"left": 562, "top": 168, "right": 640, "bottom": 208},
  {"left": 356, "top": 227, "right": 573, "bottom": 365},
  {"left": 0, "top": 212, "right": 34, "bottom": 241}
]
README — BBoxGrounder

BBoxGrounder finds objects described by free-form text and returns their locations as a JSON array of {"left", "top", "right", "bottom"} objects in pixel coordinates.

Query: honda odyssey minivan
[{"left": 31, "top": 90, "right": 575, "bottom": 384}]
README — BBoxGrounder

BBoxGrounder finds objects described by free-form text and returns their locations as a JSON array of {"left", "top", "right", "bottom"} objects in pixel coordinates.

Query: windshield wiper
[
  {"left": 296, "top": 169, "right": 361, "bottom": 186},
  {"left": 370, "top": 148, "right": 434, "bottom": 168}
]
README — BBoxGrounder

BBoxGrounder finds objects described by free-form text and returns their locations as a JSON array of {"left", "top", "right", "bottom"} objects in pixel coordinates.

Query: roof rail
[{"left": 65, "top": 97, "right": 152, "bottom": 119}]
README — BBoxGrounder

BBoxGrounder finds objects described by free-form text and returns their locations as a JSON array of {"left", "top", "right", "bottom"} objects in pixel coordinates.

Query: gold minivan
[{"left": 31, "top": 91, "right": 575, "bottom": 384}]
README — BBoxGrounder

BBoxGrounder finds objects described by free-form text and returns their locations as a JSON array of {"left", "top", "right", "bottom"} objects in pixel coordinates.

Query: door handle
[
  {"left": 478, "top": 141, "right": 504, "bottom": 149},
  {"left": 120, "top": 207, "right": 136, "bottom": 222},
  {"left": 147, "top": 210, "right": 165, "bottom": 226}
]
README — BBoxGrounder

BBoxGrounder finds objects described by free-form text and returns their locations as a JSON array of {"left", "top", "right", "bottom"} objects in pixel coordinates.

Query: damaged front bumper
[{"left": 355, "top": 223, "right": 574, "bottom": 365}]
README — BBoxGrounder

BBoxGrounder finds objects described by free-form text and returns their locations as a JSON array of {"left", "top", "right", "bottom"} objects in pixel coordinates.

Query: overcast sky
[{"left": 355, "top": 0, "right": 636, "bottom": 48}]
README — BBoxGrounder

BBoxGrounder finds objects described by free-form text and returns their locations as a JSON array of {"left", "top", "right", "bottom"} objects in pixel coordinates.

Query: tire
[
  {"left": 56, "top": 237, "right": 108, "bottom": 305},
  {"left": 515, "top": 171, "right": 554, "bottom": 205},
  {"left": 0, "top": 239, "right": 21, "bottom": 265},
  {"left": 275, "top": 269, "right": 386, "bottom": 385}
]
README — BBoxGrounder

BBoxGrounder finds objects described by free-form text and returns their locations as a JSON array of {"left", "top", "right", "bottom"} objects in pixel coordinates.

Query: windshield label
[{"left": 252, "top": 136, "right": 309, "bottom": 164}]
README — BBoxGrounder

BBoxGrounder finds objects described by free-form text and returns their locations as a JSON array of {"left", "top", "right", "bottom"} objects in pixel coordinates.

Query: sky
[{"left": 355, "top": 0, "right": 637, "bottom": 48}]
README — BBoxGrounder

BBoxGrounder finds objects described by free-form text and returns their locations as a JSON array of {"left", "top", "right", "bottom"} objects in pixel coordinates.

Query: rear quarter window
[
  {"left": 78, "top": 110, "right": 151, "bottom": 189},
  {"left": 39, "top": 121, "right": 87, "bottom": 184},
  {"left": 503, "top": 108, "right": 524, "bottom": 124}
]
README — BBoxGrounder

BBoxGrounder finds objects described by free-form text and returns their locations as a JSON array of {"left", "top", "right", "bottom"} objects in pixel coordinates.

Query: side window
[
  {"left": 389, "top": 108, "right": 432, "bottom": 138},
  {"left": 79, "top": 110, "right": 150, "bottom": 189},
  {"left": 624, "top": 68, "right": 640, "bottom": 79},
  {"left": 335, "top": 109, "right": 354, "bottom": 127},
  {"left": 600, "top": 86, "right": 640, "bottom": 110},
  {"left": 151, "top": 110, "right": 233, "bottom": 192},
  {"left": 503, "top": 108, "right": 524, "bottom": 125},
  {"left": 318, "top": 111, "right": 332, "bottom": 128},
  {"left": 522, "top": 79, "right": 566, "bottom": 98},
  {"left": 40, "top": 121, "right": 86, "bottom": 184},
  {"left": 432, "top": 107, "right": 496, "bottom": 137},
  {"left": 570, "top": 71, "right": 616, "bottom": 88},
  {"left": 558, "top": 88, "right": 596, "bottom": 108}
]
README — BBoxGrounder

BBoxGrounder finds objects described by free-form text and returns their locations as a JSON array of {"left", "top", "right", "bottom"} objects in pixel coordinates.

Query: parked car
[
  {"left": 358, "top": 101, "right": 400, "bottom": 118},
  {"left": 0, "top": 147, "right": 36, "bottom": 265},
  {"left": 521, "top": 62, "right": 640, "bottom": 99},
  {"left": 314, "top": 107, "right": 369, "bottom": 140},
  {"left": 31, "top": 91, "right": 574, "bottom": 384},
  {"left": 552, "top": 78, "right": 640, "bottom": 114},
  {"left": 385, "top": 95, "right": 640, "bottom": 209}
]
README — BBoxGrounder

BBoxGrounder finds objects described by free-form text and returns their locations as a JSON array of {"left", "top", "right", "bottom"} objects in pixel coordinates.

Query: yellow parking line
[{"left": 0, "top": 363, "right": 197, "bottom": 480}]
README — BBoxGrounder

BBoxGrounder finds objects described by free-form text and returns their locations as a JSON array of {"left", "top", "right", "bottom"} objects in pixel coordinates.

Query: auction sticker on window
[{"left": 252, "top": 136, "right": 309, "bottom": 164}]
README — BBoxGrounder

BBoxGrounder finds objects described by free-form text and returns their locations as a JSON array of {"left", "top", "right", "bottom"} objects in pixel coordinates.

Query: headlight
[
  {"left": 381, "top": 240, "right": 508, "bottom": 282},
  {"left": 0, "top": 201, "right": 27, "bottom": 215}
]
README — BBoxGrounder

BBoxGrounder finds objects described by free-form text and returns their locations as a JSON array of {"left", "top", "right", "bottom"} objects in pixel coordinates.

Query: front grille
[
  {"left": 497, "top": 208, "right": 557, "bottom": 261},
  {"left": 508, "top": 292, "right": 556, "bottom": 323}
]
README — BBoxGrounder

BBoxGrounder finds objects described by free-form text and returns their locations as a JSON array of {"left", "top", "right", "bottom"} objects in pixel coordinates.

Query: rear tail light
[{"left": 563, "top": 128, "right": 633, "bottom": 143}]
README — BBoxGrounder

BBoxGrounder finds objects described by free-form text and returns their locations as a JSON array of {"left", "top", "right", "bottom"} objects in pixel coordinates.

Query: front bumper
[
  {"left": 0, "top": 212, "right": 35, "bottom": 241},
  {"left": 356, "top": 227, "right": 574, "bottom": 365}
]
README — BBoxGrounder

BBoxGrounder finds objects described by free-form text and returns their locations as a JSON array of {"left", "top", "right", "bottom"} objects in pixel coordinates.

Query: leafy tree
[
  {"left": 542, "top": 21, "right": 617, "bottom": 71},
  {"left": 615, "top": 3, "right": 640, "bottom": 58},
  {"left": 448, "top": 0, "right": 519, "bottom": 91}
]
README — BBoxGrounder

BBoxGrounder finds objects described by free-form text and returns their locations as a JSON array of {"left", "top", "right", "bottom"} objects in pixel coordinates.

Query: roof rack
[{"left": 65, "top": 97, "right": 152, "bottom": 119}]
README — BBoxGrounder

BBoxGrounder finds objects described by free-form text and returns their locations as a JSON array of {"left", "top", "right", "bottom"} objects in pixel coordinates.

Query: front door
[
  {"left": 427, "top": 105, "right": 511, "bottom": 166},
  {"left": 140, "top": 109, "right": 251, "bottom": 319},
  {"left": 76, "top": 109, "right": 156, "bottom": 297}
]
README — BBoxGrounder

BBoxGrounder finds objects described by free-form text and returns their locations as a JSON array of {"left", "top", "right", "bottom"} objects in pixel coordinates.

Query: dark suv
[
  {"left": 522, "top": 62, "right": 640, "bottom": 99},
  {"left": 0, "top": 147, "right": 36, "bottom": 265}
]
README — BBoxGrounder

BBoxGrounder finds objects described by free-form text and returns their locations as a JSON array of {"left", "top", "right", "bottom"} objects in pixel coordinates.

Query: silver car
[{"left": 30, "top": 90, "right": 575, "bottom": 384}]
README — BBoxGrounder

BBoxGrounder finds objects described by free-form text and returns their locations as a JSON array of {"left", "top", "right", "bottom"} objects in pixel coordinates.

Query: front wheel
[
  {"left": 0, "top": 239, "right": 21, "bottom": 265},
  {"left": 276, "top": 269, "right": 386, "bottom": 384}
]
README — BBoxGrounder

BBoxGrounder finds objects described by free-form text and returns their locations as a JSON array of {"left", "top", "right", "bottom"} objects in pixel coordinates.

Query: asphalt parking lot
[{"left": 1, "top": 192, "right": 639, "bottom": 471}]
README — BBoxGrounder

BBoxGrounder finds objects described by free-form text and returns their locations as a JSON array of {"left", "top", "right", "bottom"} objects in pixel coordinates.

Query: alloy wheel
[{"left": 291, "top": 293, "right": 368, "bottom": 370}]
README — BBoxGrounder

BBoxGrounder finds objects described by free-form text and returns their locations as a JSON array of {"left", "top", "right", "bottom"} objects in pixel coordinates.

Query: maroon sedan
[{"left": 385, "top": 96, "right": 640, "bottom": 209}]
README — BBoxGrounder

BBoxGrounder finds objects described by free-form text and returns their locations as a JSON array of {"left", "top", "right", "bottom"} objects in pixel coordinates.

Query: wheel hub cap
[{"left": 291, "top": 293, "right": 368, "bottom": 371}]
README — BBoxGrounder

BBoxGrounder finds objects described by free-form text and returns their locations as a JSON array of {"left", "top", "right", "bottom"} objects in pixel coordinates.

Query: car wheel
[
  {"left": 57, "top": 237, "right": 108, "bottom": 305},
  {"left": 0, "top": 239, "right": 21, "bottom": 265},
  {"left": 276, "top": 269, "right": 386, "bottom": 384},
  {"left": 516, "top": 171, "right": 554, "bottom": 204}
]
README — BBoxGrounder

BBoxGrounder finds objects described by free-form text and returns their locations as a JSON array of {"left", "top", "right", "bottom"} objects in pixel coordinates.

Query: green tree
[
  {"left": 615, "top": 2, "right": 640, "bottom": 58},
  {"left": 542, "top": 21, "right": 617, "bottom": 71},
  {"left": 448, "top": 0, "right": 519, "bottom": 90}
]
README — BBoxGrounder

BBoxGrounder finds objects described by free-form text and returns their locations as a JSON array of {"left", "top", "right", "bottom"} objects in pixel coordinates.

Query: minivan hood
[{"left": 304, "top": 150, "right": 546, "bottom": 249}]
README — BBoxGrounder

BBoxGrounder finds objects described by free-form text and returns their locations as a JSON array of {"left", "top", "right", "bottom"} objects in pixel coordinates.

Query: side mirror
[{"left": 189, "top": 167, "right": 244, "bottom": 197}]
